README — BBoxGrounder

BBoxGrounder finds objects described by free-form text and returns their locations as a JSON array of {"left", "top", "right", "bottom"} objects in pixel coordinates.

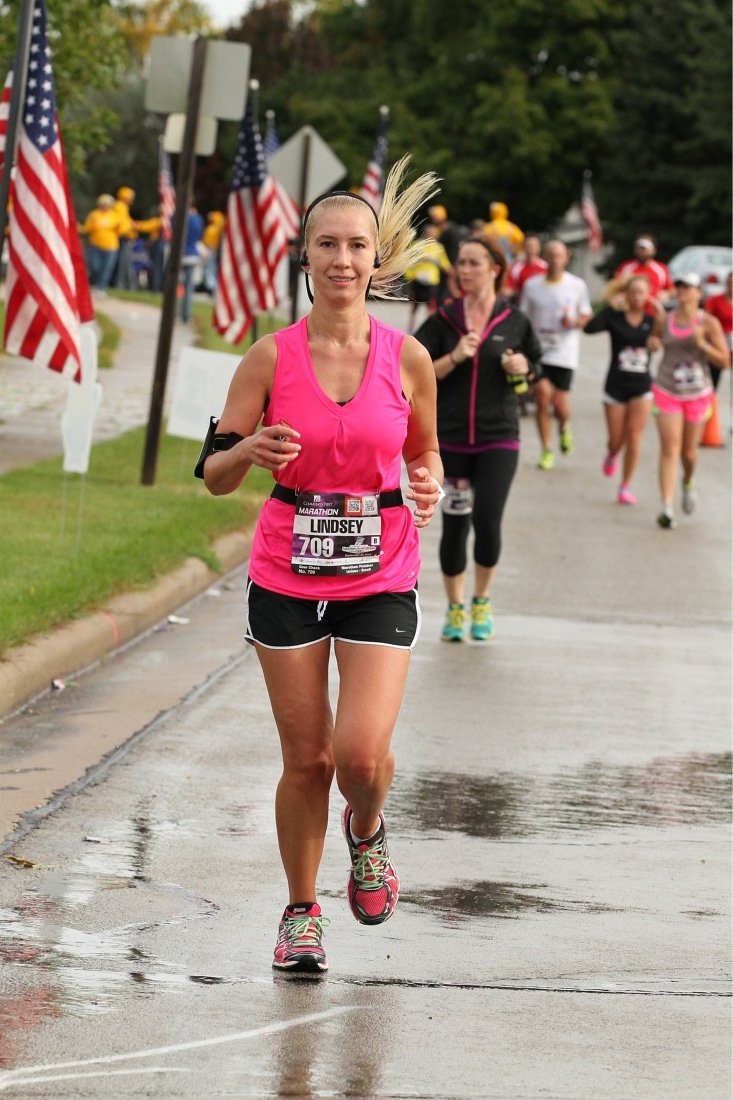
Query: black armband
[{"left": 193, "top": 416, "right": 245, "bottom": 479}]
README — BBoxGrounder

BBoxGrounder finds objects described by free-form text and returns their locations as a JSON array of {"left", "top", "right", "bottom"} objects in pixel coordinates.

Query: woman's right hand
[
  {"left": 453, "top": 330, "right": 480, "bottom": 363},
  {"left": 246, "top": 424, "right": 301, "bottom": 472}
]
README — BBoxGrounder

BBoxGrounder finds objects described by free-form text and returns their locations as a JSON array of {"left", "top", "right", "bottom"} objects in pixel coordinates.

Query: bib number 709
[{"left": 298, "top": 535, "right": 335, "bottom": 558}]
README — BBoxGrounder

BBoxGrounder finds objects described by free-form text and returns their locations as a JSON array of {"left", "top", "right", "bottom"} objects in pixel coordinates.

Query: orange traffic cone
[{"left": 701, "top": 393, "right": 723, "bottom": 447}]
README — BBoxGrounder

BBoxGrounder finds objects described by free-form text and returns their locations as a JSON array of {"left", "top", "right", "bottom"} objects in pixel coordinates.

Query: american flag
[
  {"left": 581, "top": 174, "right": 604, "bottom": 253},
  {"left": 359, "top": 107, "right": 389, "bottom": 211},
  {"left": 0, "top": 68, "right": 12, "bottom": 177},
  {"left": 3, "top": 0, "right": 92, "bottom": 379},
  {"left": 262, "top": 111, "right": 280, "bottom": 161},
  {"left": 213, "top": 104, "right": 292, "bottom": 343},
  {"left": 158, "top": 141, "right": 175, "bottom": 242},
  {"left": 262, "top": 110, "right": 300, "bottom": 241}
]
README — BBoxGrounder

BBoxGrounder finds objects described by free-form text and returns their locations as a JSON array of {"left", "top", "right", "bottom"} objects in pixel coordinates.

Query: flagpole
[
  {"left": 0, "top": 0, "right": 35, "bottom": 246},
  {"left": 141, "top": 35, "right": 207, "bottom": 487},
  {"left": 249, "top": 79, "right": 260, "bottom": 344}
]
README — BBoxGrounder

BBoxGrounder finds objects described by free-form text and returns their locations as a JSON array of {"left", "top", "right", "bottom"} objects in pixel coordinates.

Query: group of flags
[
  {"left": 0, "top": 3, "right": 604, "bottom": 382},
  {"left": 0, "top": 0, "right": 393, "bottom": 379}
]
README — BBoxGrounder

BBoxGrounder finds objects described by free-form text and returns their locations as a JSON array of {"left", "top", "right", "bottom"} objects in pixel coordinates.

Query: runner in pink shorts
[{"left": 648, "top": 273, "right": 729, "bottom": 528}]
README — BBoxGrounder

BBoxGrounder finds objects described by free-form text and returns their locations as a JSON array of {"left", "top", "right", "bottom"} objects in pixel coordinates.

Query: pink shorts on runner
[{"left": 651, "top": 385, "right": 713, "bottom": 424}]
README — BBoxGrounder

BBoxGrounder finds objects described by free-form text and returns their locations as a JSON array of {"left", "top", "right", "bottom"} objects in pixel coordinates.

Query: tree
[
  {"left": 598, "top": 0, "right": 732, "bottom": 259},
  {"left": 0, "top": 0, "right": 129, "bottom": 172}
]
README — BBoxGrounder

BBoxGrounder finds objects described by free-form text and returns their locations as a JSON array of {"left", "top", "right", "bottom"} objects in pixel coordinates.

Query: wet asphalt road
[{"left": 0, "top": 313, "right": 731, "bottom": 1098}]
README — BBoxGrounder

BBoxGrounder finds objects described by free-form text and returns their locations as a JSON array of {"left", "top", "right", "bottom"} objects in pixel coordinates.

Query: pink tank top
[{"left": 248, "top": 315, "right": 421, "bottom": 598}]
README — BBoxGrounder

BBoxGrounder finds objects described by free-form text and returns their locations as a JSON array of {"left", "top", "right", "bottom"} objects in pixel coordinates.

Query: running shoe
[
  {"left": 272, "top": 903, "right": 330, "bottom": 975},
  {"left": 470, "top": 597, "right": 495, "bottom": 641},
  {"left": 657, "top": 510, "right": 676, "bottom": 530},
  {"left": 603, "top": 453, "right": 619, "bottom": 477},
  {"left": 441, "top": 602, "right": 466, "bottom": 642},
  {"left": 682, "top": 480, "right": 697, "bottom": 515},
  {"left": 342, "top": 806, "right": 399, "bottom": 926},
  {"left": 537, "top": 449, "right": 555, "bottom": 471},
  {"left": 617, "top": 484, "right": 637, "bottom": 505},
  {"left": 559, "top": 426, "right": 574, "bottom": 455}
]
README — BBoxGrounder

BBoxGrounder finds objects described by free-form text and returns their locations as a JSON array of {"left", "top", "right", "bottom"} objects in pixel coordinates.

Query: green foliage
[
  {"left": 0, "top": 0, "right": 130, "bottom": 173},
  {"left": 0, "top": 426, "right": 270, "bottom": 655},
  {"left": 598, "top": 0, "right": 732, "bottom": 257}
]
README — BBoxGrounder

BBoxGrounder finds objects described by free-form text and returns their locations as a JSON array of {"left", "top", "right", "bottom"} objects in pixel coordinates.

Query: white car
[{"left": 667, "top": 245, "right": 732, "bottom": 299}]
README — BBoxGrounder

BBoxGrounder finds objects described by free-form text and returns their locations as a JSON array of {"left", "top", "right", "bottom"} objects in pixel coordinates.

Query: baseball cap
[{"left": 674, "top": 272, "right": 701, "bottom": 288}]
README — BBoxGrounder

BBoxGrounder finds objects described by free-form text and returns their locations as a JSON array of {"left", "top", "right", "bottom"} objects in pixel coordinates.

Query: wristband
[{"left": 429, "top": 477, "right": 446, "bottom": 503}]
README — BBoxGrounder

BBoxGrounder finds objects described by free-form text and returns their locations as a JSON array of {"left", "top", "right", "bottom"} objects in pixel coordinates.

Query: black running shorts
[
  {"left": 539, "top": 364, "right": 575, "bottom": 391},
  {"left": 245, "top": 579, "right": 421, "bottom": 650}
]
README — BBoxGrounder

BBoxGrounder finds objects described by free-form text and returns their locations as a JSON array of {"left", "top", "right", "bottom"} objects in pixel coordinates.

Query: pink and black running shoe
[
  {"left": 342, "top": 805, "right": 399, "bottom": 925},
  {"left": 272, "top": 903, "right": 330, "bottom": 976}
]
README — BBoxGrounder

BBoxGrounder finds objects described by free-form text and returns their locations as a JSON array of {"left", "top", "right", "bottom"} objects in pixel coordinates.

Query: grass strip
[{"left": 0, "top": 426, "right": 270, "bottom": 656}]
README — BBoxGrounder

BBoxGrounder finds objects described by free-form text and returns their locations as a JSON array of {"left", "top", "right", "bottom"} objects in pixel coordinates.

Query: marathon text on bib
[{"left": 291, "top": 491, "right": 382, "bottom": 576}]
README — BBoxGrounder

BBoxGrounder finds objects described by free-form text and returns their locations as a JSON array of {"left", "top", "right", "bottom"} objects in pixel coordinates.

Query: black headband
[{"left": 302, "top": 190, "right": 380, "bottom": 238}]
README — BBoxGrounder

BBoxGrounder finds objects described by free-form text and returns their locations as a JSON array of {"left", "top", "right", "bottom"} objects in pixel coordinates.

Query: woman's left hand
[
  {"left": 500, "top": 350, "right": 529, "bottom": 376},
  {"left": 406, "top": 467, "right": 444, "bottom": 528}
]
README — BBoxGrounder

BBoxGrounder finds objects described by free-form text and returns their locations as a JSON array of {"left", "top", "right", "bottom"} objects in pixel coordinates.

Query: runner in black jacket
[{"left": 415, "top": 235, "right": 542, "bottom": 642}]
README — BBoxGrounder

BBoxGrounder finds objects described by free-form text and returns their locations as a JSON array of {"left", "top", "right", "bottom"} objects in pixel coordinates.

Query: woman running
[
  {"left": 414, "top": 235, "right": 542, "bottom": 642},
  {"left": 648, "top": 273, "right": 729, "bottom": 528},
  {"left": 582, "top": 275, "right": 663, "bottom": 504},
  {"left": 197, "top": 159, "right": 442, "bottom": 976}
]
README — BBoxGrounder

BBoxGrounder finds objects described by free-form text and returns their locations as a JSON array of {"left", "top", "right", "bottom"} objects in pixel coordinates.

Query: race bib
[
  {"left": 291, "top": 492, "right": 382, "bottom": 576},
  {"left": 539, "top": 329, "right": 561, "bottom": 352},
  {"left": 672, "top": 361, "right": 705, "bottom": 394},
  {"left": 442, "top": 478, "right": 473, "bottom": 516},
  {"left": 618, "top": 346, "right": 649, "bottom": 373}
]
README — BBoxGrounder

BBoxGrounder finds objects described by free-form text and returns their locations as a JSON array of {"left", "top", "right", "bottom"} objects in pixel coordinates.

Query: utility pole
[{"left": 140, "top": 36, "right": 207, "bottom": 486}]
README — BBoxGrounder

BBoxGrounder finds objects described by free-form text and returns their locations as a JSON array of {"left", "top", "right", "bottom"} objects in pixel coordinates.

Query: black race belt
[{"left": 270, "top": 484, "right": 403, "bottom": 509}]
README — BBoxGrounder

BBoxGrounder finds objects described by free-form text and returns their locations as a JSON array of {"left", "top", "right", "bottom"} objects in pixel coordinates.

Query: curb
[{"left": 0, "top": 530, "right": 252, "bottom": 721}]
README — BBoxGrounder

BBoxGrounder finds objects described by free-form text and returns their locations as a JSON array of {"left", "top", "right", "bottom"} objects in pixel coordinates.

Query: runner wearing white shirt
[{"left": 520, "top": 240, "right": 592, "bottom": 469}]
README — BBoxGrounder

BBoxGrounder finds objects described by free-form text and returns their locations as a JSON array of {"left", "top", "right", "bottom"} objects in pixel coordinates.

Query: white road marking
[{"left": 0, "top": 1007, "right": 354, "bottom": 1090}]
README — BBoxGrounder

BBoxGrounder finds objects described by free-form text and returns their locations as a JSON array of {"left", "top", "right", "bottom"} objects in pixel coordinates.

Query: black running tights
[{"left": 439, "top": 447, "right": 519, "bottom": 576}]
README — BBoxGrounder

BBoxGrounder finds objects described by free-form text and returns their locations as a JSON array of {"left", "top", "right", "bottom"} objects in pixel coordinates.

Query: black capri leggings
[{"left": 439, "top": 447, "right": 519, "bottom": 576}]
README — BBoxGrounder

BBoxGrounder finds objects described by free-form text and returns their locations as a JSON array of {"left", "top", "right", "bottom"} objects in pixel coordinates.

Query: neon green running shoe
[
  {"left": 559, "top": 425, "right": 574, "bottom": 455},
  {"left": 471, "top": 597, "right": 494, "bottom": 641},
  {"left": 441, "top": 602, "right": 466, "bottom": 642},
  {"left": 537, "top": 449, "right": 555, "bottom": 470}
]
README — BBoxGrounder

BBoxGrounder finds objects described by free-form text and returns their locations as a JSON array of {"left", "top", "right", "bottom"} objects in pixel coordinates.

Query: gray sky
[{"left": 197, "top": 0, "right": 254, "bottom": 28}]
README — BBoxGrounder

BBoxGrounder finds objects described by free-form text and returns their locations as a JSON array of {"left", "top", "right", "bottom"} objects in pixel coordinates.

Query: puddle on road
[
  {"left": 392, "top": 751, "right": 732, "bottom": 838},
  {"left": 400, "top": 879, "right": 621, "bottom": 922}
]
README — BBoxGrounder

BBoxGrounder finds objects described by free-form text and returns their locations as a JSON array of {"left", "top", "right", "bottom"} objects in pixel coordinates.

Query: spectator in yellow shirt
[
  {"left": 201, "top": 210, "right": 225, "bottom": 294},
  {"left": 404, "top": 224, "right": 452, "bottom": 333},
  {"left": 114, "top": 186, "right": 137, "bottom": 289},
  {"left": 484, "top": 201, "right": 524, "bottom": 263},
  {"left": 80, "top": 194, "right": 122, "bottom": 295}
]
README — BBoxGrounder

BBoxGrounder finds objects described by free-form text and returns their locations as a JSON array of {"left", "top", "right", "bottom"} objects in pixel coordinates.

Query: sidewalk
[{"left": 0, "top": 295, "right": 198, "bottom": 475}]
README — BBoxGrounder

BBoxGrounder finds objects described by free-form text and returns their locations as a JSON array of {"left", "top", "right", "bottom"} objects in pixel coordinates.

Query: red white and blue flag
[
  {"left": 158, "top": 141, "right": 175, "bottom": 242},
  {"left": 581, "top": 174, "right": 604, "bottom": 253},
  {"left": 213, "top": 104, "right": 292, "bottom": 343},
  {"left": 262, "top": 111, "right": 300, "bottom": 242},
  {"left": 3, "top": 0, "right": 92, "bottom": 379},
  {"left": 359, "top": 107, "right": 389, "bottom": 211},
  {"left": 0, "top": 67, "right": 12, "bottom": 178}
]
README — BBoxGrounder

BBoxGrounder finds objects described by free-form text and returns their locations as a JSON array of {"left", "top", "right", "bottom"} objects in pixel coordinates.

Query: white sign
[
  {"left": 145, "top": 38, "right": 251, "bottom": 121},
  {"left": 163, "top": 113, "right": 218, "bottom": 157},
  {"left": 166, "top": 346, "right": 242, "bottom": 442},
  {"left": 268, "top": 125, "right": 347, "bottom": 207},
  {"left": 61, "top": 325, "right": 102, "bottom": 475}
]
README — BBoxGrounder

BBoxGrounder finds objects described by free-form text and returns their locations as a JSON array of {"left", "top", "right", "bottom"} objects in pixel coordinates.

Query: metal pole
[
  {"left": 290, "top": 130, "right": 311, "bottom": 325},
  {"left": 249, "top": 78, "right": 260, "bottom": 344},
  {"left": 141, "top": 36, "right": 207, "bottom": 487},
  {"left": 0, "top": 0, "right": 35, "bottom": 246}
]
